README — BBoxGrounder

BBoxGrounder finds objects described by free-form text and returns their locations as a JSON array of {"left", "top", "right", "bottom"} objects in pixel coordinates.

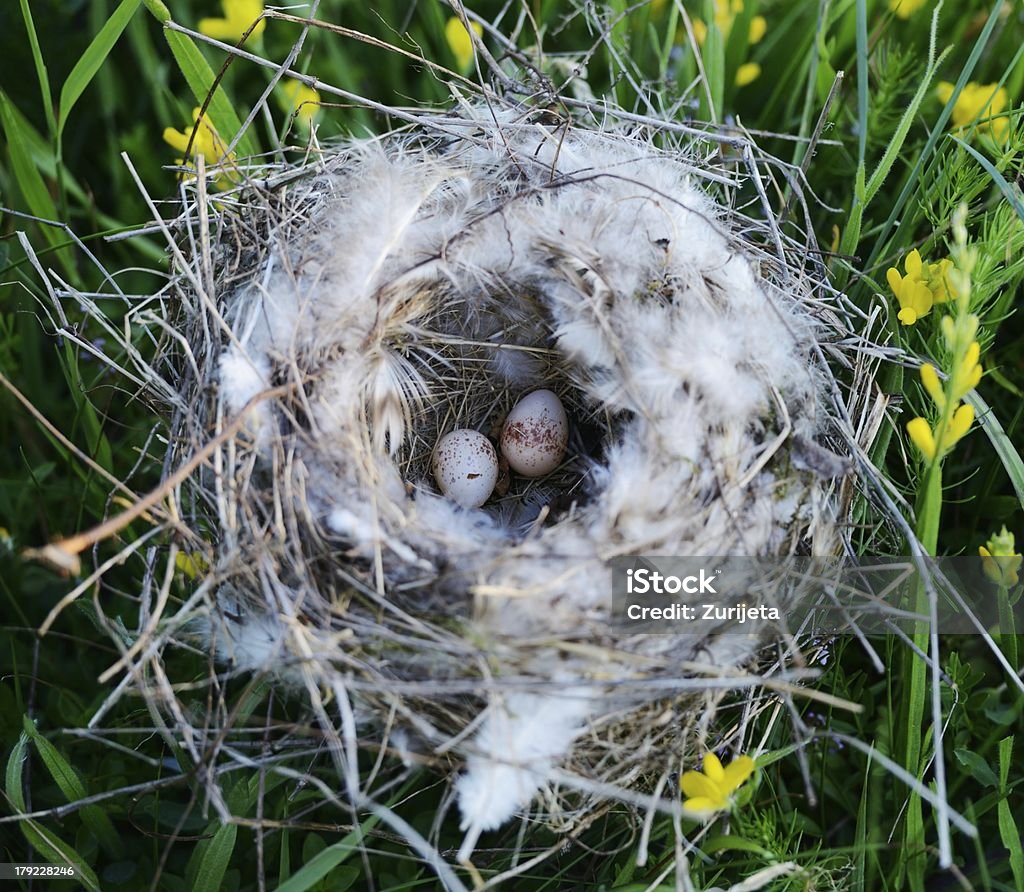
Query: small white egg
[
  {"left": 500, "top": 389, "right": 569, "bottom": 477},
  {"left": 431, "top": 429, "right": 499, "bottom": 508}
]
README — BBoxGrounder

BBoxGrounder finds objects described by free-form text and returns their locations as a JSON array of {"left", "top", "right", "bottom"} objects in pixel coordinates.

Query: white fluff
[
  {"left": 455, "top": 689, "right": 594, "bottom": 857},
  {"left": 219, "top": 345, "right": 272, "bottom": 450}
]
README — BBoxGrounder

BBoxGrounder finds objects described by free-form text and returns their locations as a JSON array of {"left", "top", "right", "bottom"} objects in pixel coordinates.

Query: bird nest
[
  {"left": 30, "top": 60, "right": 897, "bottom": 887},
  {"left": 155, "top": 99, "right": 885, "bottom": 860}
]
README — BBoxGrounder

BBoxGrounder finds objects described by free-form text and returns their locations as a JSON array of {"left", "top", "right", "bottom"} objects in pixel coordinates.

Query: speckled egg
[
  {"left": 432, "top": 429, "right": 499, "bottom": 508},
  {"left": 500, "top": 389, "right": 569, "bottom": 477}
]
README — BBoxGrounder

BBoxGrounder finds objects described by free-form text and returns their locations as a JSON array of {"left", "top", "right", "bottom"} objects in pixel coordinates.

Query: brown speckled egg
[
  {"left": 500, "top": 389, "right": 569, "bottom": 477},
  {"left": 432, "top": 429, "right": 499, "bottom": 507}
]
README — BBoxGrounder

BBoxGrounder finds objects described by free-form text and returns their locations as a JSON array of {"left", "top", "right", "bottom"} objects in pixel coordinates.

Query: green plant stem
[
  {"left": 997, "top": 583, "right": 1019, "bottom": 669},
  {"left": 898, "top": 460, "right": 942, "bottom": 892}
]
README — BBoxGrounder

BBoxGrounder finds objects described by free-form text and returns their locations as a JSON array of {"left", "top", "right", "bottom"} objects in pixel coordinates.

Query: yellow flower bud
[
  {"left": 919, "top": 363, "right": 946, "bottom": 412},
  {"left": 980, "top": 527, "right": 1022, "bottom": 587},
  {"left": 906, "top": 417, "right": 936, "bottom": 462},
  {"left": 946, "top": 402, "right": 974, "bottom": 444},
  {"left": 735, "top": 63, "right": 761, "bottom": 87}
]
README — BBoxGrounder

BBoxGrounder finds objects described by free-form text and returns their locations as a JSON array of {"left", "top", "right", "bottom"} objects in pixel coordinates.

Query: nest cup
[
  {"left": 403, "top": 290, "right": 587, "bottom": 523},
  {"left": 149, "top": 99, "right": 877, "bottom": 872}
]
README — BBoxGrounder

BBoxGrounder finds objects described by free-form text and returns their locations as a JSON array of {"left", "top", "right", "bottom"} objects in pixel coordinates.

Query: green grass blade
[
  {"left": 852, "top": 757, "right": 870, "bottom": 892},
  {"left": 950, "top": 135, "right": 1024, "bottom": 223},
  {"left": 17, "top": 0, "right": 56, "bottom": 136},
  {"left": 968, "top": 390, "right": 1024, "bottom": 511},
  {"left": 865, "top": 0, "right": 1005, "bottom": 272},
  {"left": 855, "top": 0, "right": 867, "bottom": 168},
  {"left": 700, "top": 834, "right": 775, "bottom": 859},
  {"left": 278, "top": 828, "right": 290, "bottom": 887},
  {"left": 164, "top": 28, "right": 259, "bottom": 159},
  {"left": 57, "top": 0, "right": 142, "bottom": 141},
  {"left": 22, "top": 716, "right": 122, "bottom": 856},
  {"left": 701, "top": 0, "right": 725, "bottom": 123},
  {"left": 58, "top": 339, "right": 114, "bottom": 474},
  {"left": 0, "top": 91, "right": 73, "bottom": 273},
  {"left": 274, "top": 814, "right": 381, "bottom": 892},
  {"left": 863, "top": 26, "right": 950, "bottom": 204}
]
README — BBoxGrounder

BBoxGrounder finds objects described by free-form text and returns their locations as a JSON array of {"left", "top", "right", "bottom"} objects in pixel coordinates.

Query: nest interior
[{"left": 396, "top": 285, "right": 598, "bottom": 531}]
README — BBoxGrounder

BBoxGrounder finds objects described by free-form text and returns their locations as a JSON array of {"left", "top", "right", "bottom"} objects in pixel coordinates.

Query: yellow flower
[
  {"left": 691, "top": 0, "right": 766, "bottom": 87},
  {"left": 936, "top": 80, "right": 1010, "bottom": 142},
  {"left": 199, "top": 0, "right": 265, "bottom": 42},
  {"left": 980, "top": 527, "right": 1023, "bottom": 587},
  {"left": 445, "top": 17, "right": 484, "bottom": 73},
  {"left": 889, "top": 0, "right": 928, "bottom": 19},
  {"left": 887, "top": 251, "right": 967, "bottom": 324},
  {"left": 280, "top": 80, "right": 320, "bottom": 131},
  {"left": 906, "top": 403, "right": 975, "bottom": 463},
  {"left": 693, "top": 0, "right": 766, "bottom": 43},
  {"left": 163, "top": 107, "right": 236, "bottom": 187},
  {"left": 680, "top": 752, "right": 755, "bottom": 816},
  {"left": 887, "top": 250, "right": 934, "bottom": 325},
  {"left": 922, "top": 257, "right": 960, "bottom": 305}
]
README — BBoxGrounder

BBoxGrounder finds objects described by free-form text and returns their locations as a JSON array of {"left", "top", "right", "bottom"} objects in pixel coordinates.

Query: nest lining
[{"left": 392, "top": 286, "right": 600, "bottom": 531}]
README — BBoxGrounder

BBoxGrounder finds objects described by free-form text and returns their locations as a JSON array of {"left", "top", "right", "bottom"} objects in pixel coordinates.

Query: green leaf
[
  {"left": 142, "top": 0, "right": 171, "bottom": 22},
  {"left": 5, "top": 730, "right": 30, "bottom": 810},
  {"left": 278, "top": 829, "right": 290, "bottom": 887},
  {"left": 854, "top": 0, "right": 867, "bottom": 167},
  {"left": 23, "top": 715, "right": 85, "bottom": 798},
  {"left": 57, "top": 0, "right": 142, "bottom": 141},
  {"left": 164, "top": 28, "right": 258, "bottom": 160},
  {"left": 22, "top": 717, "right": 122, "bottom": 855},
  {"left": 192, "top": 822, "right": 238, "bottom": 892},
  {"left": 953, "top": 748, "right": 998, "bottom": 788},
  {"left": 17, "top": 821, "right": 101, "bottom": 891},
  {"left": 5, "top": 727, "right": 100, "bottom": 891},
  {"left": 700, "top": 834, "right": 774, "bottom": 859},
  {"left": 997, "top": 737, "right": 1024, "bottom": 890},
  {"left": 852, "top": 757, "right": 870, "bottom": 892},
  {"left": 274, "top": 815, "right": 381, "bottom": 892},
  {"left": 983, "top": 690, "right": 1018, "bottom": 726}
]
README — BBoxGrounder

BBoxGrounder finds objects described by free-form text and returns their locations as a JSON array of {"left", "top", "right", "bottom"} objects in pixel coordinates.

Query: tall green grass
[{"left": 1, "top": 0, "right": 1023, "bottom": 888}]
